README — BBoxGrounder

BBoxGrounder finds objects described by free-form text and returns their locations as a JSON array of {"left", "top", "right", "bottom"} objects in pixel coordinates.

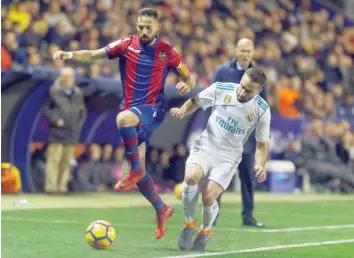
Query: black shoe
[{"left": 242, "top": 217, "right": 264, "bottom": 227}]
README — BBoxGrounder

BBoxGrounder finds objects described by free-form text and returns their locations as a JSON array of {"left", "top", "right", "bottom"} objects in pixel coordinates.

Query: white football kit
[{"left": 186, "top": 82, "right": 271, "bottom": 190}]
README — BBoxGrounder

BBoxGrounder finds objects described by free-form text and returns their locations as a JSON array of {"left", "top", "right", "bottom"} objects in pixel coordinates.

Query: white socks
[
  {"left": 201, "top": 201, "right": 219, "bottom": 230},
  {"left": 182, "top": 182, "right": 219, "bottom": 229},
  {"left": 182, "top": 182, "right": 199, "bottom": 223}
]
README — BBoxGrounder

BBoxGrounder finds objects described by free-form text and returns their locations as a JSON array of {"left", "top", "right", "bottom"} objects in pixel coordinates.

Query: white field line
[
  {"left": 220, "top": 208, "right": 354, "bottom": 220},
  {"left": 2, "top": 216, "right": 354, "bottom": 233},
  {"left": 158, "top": 239, "right": 354, "bottom": 258},
  {"left": 239, "top": 224, "right": 354, "bottom": 233}
]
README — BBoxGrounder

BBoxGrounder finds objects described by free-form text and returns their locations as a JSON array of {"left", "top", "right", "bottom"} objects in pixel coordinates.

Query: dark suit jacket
[{"left": 41, "top": 82, "right": 87, "bottom": 143}]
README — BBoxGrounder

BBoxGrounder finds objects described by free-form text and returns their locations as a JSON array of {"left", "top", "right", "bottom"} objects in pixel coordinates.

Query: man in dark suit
[
  {"left": 41, "top": 67, "right": 87, "bottom": 194},
  {"left": 211, "top": 38, "right": 266, "bottom": 227}
]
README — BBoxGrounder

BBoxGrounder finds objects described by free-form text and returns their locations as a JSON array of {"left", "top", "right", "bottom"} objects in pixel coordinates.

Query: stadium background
[
  {"left": 2, "top": 1, "right": 354, "bottom": 258},
  {"left": 1, "top": 0, "right": 354, "bottom": 194}
]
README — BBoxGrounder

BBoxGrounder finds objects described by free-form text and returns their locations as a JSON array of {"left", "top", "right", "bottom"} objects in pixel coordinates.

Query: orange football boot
[
  {"left": 114, "top": 170, "right": 144, "bottom": 192},
  {"left": 155, "top": 205, "right": 174, "bottom": 239}
]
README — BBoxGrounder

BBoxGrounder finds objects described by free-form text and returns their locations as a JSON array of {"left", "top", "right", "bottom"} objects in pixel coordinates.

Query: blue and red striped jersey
[{"left": 105, "top": 35, "right": 183, "bottom": 110}]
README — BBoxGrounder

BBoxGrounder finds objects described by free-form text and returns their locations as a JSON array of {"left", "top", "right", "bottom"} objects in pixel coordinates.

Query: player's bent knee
[
  {"left": 184, "top": 176, "right": 199, "bottom": 186},
  {"left": 116, "top": 110, "right": 139, "bottom": 127},
  {"left": 184, "top": 164, "right": 203, "bottom": 185},
  {"left": 202, "top": 181, "right": 224, "bottom": 206},
  {"left": 202, "top": 191, "right": 218, "bottom": 207}
]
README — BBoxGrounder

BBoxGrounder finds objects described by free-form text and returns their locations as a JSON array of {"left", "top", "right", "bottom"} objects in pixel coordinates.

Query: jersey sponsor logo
[
  {"left": 216, "top": 116, "right": 245, "bottom": 135},
  {"left": 158, "top": 51, "right": 166, "bottom": 60},
  {"left": 223, "top": 95, "right": 232, "bottom": 104},
  {"left": 127, "top": 46, "right": 141, "bottom": 53}
]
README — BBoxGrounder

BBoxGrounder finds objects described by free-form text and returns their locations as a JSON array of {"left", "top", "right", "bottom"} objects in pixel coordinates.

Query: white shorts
[{"left": 186, "top": 142, "right": 242, "bottom": 190}]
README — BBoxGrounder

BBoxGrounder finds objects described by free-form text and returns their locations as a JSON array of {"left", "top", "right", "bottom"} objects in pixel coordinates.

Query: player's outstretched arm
[
  {"left": 183, "top": 73, "right": 196, "bottom": 90},
  {"left": 171, "top": 81, "right": 216, "bottom": 119},
  {"left": 175, "top": 74, "right": 196, "bottom": 95},
  {"left": 178, "top": 70, "right": 196, "bottom": 91},
  {"left": 254, "top": 141, "right": 269, "bottom": 183},
  {"left": 170, "top": 97, "right": 200, "bottom": 120},
  {"left": 53, "top": 48, "right": 108, "bottom": 62},
  {"left": 168, "top": 47, "right": 196, "bottom": 94}
]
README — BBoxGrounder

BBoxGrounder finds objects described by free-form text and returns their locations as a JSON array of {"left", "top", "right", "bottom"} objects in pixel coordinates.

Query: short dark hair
[
  {"left": 245, "top": 68, "right": 267, "bottom": 87},
  {"left": 137, "top": 8, "right": 159, "bottom": 20}
]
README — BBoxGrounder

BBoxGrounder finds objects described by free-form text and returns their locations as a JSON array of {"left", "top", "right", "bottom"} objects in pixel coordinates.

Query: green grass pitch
[{"left": 2, "top": 193, "right": 354, "bottom": 258}]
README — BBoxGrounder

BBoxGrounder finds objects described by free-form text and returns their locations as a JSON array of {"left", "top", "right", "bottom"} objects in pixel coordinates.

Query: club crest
[
  {"left": 246, "top": 113, "right": 255, "bottom": 122},
  {"left": 158, "top": 51, "right": 166, "bottom": 60},
  {"left": 224, "top": 95, "right": 232, "bottom": 104}
]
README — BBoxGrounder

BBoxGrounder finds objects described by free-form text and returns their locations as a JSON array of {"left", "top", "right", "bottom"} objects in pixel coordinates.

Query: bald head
[
  {"left": 59, "top": 67, "right": 75, "bottom": 88},
  {"left": 236, "top": 38, "right": 254, "bottom": 48},
  {"left": 235, "top": 38, "right": 255, "bottom": 69}
]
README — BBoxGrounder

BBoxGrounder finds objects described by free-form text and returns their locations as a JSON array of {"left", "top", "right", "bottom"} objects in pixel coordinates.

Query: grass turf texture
[{"left": 2, "top": 193, "right": 354, "bottom": 258}]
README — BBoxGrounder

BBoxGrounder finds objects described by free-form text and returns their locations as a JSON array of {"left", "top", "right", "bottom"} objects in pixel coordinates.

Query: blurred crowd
[
  {"left": 2, "top": 0, "right": 354, "bottom": 192},
  {"left": 281, "top": 119, "right": 354, "bottom": 193},
  {"left": 1, "top": 0, "right": 354, "bottom": 115},
  {"left": 30, "top": 143, "right": 187, "bottom": 193}
]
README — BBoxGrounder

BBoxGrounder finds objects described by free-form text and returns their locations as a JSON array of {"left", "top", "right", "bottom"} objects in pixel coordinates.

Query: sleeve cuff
[{"left": 104, "top": 47, "right": 114, "bottom": 60}]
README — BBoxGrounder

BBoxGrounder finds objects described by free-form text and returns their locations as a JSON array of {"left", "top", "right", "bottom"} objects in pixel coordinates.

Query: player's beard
[
  {"left": 140, "top": 35, "right": 154, "bottom": 45},
  {"left": 236, "top": 88, "right": 247, "bottom": 103},
  {"left": 237, "top": 96, "right": 246, "bottom": 103},
  {"left": 237, "top": 94, "right": 251, "bottom": 103}
]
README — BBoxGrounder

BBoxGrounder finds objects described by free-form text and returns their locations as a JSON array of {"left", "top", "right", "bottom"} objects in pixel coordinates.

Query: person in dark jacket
[
  {"left": 41, "top": 67, "right": 87, "bottom": 194},
  {"left": 211, "top": 38, "right": 267, "bottom": 227}
]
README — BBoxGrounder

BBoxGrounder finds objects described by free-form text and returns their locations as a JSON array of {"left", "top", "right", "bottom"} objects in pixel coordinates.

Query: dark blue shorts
[{"left": 127, "top": 105, "right": 166, "bottom": 145}]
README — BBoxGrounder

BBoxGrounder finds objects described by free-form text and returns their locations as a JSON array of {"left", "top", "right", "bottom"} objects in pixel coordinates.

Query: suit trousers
[{"left": 45, "top": 143, "right": 75, "bottom": 193}]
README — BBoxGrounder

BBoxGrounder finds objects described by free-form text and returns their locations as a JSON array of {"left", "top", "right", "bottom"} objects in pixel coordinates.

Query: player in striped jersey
[
  {"left": 170, "top": 68, "right": 270, "bottom": 251},
  {"left": 53, "top": 8, "right": 195, "bottom": 239}
]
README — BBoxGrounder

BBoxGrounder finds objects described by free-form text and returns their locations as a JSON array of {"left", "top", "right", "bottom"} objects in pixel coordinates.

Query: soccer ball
[
  {"left": 174, "top": 183, "right": 183, "bottom": 200},
  {"left": 85, "top": 220, "right": 116, "bottom": 250}
]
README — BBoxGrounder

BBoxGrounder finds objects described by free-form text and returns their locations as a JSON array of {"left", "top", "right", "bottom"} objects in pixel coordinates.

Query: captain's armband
[{"left": 176, "top": 63, "right": 190, "bottom": 77}]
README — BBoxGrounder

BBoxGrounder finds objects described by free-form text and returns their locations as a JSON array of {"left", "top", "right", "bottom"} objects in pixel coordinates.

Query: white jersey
[{"left": 194, "top": 82, "right": 271, "bottom": 161}]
